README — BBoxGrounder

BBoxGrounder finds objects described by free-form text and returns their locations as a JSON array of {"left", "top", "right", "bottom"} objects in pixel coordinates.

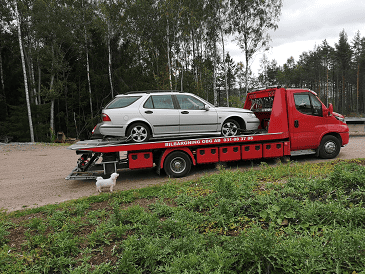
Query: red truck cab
[{"left": 244, "top": 87, "right": 349, "bottom": 159}]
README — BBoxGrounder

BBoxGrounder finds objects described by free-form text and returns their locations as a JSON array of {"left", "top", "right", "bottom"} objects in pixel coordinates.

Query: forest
[{"left": 0, "top": 0, "right": 364, "bottom": 142}]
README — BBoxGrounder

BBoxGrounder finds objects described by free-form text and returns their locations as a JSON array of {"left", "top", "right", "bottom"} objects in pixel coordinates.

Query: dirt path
[{"left": 1, "top": 136, "right": 364, "bottom": 212}]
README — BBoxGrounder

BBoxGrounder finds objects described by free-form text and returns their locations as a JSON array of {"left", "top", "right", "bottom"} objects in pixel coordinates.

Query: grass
[{"left": 1, "top": 159, "right": 365, "bottom": 273}]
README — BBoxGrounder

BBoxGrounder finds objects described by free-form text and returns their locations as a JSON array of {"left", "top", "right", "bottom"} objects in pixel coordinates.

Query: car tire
[
  {"left": 127, "top": 122, "right": 151, "bottom": 143},
  {"left": 318, "top": 135, "right": 340, "bottom": 159},
  {"left": 221, "top": 119, "right": 240, "bottom": 137},
  {"left": 164, "top": 151, "right": 191, "bottom": 178}
]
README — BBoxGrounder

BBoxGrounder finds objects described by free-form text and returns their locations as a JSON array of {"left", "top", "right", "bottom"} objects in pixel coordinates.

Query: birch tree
[
  {"left": 14, "top": 1, "right": 35, "bottom": 142},
  {"left": 230, "top": 0, "right": 282, "bottom": 95},
  {"left": 93, "top": 0, "right": 123, "bottom": 98}
]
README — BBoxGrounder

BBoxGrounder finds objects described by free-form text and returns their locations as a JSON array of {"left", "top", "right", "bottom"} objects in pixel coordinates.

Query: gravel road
[{"left": 1, "top": 136, "right": 364, "bottom": 212}]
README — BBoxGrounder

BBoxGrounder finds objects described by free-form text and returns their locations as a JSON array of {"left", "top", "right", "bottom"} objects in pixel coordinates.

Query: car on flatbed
[{"left": 99, "top": 90, "right": 260, "bottom": 143}]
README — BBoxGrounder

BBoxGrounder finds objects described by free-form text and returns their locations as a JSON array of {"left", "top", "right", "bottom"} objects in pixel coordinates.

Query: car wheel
[
  {"left": 164, "top": 151, "right": 191, "bottom": 178},
  {"left": 221, "top": 119, "right": 240, "bottom": 137},
  {"left": 127, "top": 122, "right": 151, "bottom": 143},
  {"left": 318, "top": 135, "right": 340, "bottom": 159}
]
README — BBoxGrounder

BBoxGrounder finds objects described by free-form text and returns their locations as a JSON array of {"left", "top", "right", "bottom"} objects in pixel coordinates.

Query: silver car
[{"left": 99, "top": 91, "right": 260, "bottom": 143}]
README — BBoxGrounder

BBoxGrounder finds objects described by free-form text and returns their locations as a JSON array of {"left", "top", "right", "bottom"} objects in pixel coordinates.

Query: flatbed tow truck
[{"left": 66, "top": 87, "right": 349, "bottom": 180}]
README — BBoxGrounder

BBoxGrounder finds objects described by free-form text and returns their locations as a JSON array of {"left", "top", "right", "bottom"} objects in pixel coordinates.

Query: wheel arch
[
  {"left": 222, "top": 116, "right": 246, "bottom": 130},
  {"left": 317, "top": 133, "right": 342, "bottom": 159},
  {"left": 125, "top": 120, "right": 153, "bottom": 137},
  {"left": 320, "top": 132, "right": 343, "bottom": 147},
  {"left": 159, "top": 148, "right": 196, "bottom": 170}
]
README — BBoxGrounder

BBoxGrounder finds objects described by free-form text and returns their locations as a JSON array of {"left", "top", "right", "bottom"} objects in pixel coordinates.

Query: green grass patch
[{"left": 1, "top": 159, "right": 365, "bottom": 273}]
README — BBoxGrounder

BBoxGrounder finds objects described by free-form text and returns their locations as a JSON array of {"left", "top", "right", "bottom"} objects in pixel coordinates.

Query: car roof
[{"left": 124, "top": 90, "right": 181, "bottom": 95}]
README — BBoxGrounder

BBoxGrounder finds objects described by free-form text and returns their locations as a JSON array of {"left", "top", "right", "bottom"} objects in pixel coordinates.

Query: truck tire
[
  {"left": 127, "top": 122, "right": 151, "bottom": 143},
  {"left": 164, "top": 151, "right": 191, "bottom": 178},
  {"left": 221, "top": 119, "right": 240, "bottom": 137},
  {"left": 318, "top": 135, "right": 340, "bottom": 159}
]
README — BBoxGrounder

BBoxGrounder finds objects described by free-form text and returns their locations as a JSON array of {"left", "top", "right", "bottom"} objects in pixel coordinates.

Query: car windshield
[{"left": 106, "top": 96, "right": 141, "bottom": 109}]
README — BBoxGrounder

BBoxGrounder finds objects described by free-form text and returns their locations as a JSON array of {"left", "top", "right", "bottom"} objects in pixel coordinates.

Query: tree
[
  {"left": 335, "top": 30, "right": 352, "bottom": 113},
  {"left": 14, "top": 0, "right": 35, "bottom": 142},
  {"left": 352, "top": 31, "right": 362, "bottom": 114},
  {"left": 230, "top": 0, "right": 282, "bottom": 95}
]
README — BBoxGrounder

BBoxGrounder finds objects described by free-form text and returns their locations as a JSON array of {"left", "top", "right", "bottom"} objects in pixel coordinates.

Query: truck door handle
[
  {"left": 294, "top": 120, "right": 299, "bottom": 128},
  {"left": 145, "top": 110, "right": 153, "bottom": 114},
  {"left": 181, "top": 111, "right": 189, "bottom": 114}
]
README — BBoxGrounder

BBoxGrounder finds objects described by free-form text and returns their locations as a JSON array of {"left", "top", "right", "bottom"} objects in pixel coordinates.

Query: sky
[{"left": 227, "top": 0, "right": 365, "bottom": 75}]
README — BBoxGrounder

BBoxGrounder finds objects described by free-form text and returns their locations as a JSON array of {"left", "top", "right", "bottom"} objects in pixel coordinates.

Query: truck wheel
[
  {"left": 318, "top": 135, "right": 340, "bottom": 159},
  {"left": 164, "top": 151, "right": 191, "bottom": 178},
  {"left": 127, "top": 122, "right": 151, "bottom": 143},
  {"left": 221, "top": 119, "right": 240, "bottom": 137}
]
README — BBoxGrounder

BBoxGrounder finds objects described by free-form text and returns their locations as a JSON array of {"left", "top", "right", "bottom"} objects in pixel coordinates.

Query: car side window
[
  {"left": 176, "top": 94, "right": 205, "bottom": 110},
  {"left": 106, "top": 96, "right": 141, "bottom": 109},
  {"left": 144, "top": 96, "right": 153, "bottom": 108},
  {"left": 143, "top": 95, "right": 175, "bottom": 109},
  {"left": 294, "top": 93, "right": 322, "bottom": 117}
]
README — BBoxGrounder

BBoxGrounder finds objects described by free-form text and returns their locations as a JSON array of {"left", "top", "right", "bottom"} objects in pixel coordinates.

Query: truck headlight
[{"left": 335, "top": 116, "right": 345, "bottom": 122}]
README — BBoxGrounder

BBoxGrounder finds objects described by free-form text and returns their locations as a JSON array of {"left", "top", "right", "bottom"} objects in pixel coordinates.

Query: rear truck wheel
[
  {"left": 164, "top": 151, "right": 192, "bottom": 178},
  {"left": 127, "top": 122, "right": 151, "bottom": 143},
  {"left": 221, "top": 119, "right": 240, "bottom": 137},
  {"left": 318, "top": 135, "right": 341, "bottom": 159}
]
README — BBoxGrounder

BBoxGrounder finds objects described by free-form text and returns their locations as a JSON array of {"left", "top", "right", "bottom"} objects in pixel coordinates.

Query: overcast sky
[{"left": 228, "top": 0, "right": 365, "bottom": 75}]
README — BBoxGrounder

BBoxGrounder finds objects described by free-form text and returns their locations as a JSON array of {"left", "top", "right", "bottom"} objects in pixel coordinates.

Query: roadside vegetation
[{"left": 1, "top": 159, "right": 365, "bottom": 273}]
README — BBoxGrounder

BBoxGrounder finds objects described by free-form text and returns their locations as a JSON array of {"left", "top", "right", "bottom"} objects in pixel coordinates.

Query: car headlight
[{"left": 247, "top": 113, "right": 257, "bottom": 119}]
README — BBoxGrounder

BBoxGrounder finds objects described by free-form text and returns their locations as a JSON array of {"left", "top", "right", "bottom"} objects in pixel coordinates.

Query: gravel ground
[{"left": 0, "top": 136, "right": 364, "bottom": 213}]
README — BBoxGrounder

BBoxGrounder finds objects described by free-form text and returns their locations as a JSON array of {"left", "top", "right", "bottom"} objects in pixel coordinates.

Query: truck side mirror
[{"left": 328, "top": 103, "right": 333, "bottom": 116}]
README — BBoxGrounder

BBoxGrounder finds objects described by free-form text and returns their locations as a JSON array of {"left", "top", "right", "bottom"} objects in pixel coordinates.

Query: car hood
[{"left": 215, "top": 107, "right": 252, "bottom": 113}]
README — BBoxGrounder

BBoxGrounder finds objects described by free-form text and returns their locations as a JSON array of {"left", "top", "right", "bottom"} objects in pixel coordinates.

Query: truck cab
[{"left": 244, "top": 87, "right": 349, "bottom": 159}]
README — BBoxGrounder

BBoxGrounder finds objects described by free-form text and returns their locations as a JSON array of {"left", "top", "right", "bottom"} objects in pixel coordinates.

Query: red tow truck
[{"left": 66, "top": 87, "right": 349, "bottom": 180}]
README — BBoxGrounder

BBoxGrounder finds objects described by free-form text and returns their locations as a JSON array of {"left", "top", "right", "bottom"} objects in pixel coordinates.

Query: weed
[{"left": 1, "top": 159, "right": 365, "bottom": 273}]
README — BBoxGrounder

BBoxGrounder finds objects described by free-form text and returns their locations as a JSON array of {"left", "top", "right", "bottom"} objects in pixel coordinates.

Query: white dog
[{"left": 95, "top": 173, "right": 119, "bottom": 192}]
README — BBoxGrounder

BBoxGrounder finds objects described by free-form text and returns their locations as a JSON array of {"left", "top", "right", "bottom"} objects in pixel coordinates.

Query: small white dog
[{"left": 95, "top": 173, "right": 119, "bottom": 192}]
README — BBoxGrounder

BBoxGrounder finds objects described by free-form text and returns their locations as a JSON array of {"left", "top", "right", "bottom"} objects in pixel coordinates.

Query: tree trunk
[
  {"left": 357, "top": 64, "right": 359, "bottom": 114},
  {"left": 49, "top": 74, "right": 55, "bottom": 133},
  {"left": 107, "top": 31, "right": 114, "bottom": 98},
  {"left": 85, "top": 27, "right": 93, "bottom": 118},
  {"left": 221, "top": 28, "right": 228, "bottom": 107},
  {"left": 166, "top": 21, "right": 172, "bottom": 90},
  {"left": 213, "top": 43, "right": 217, "bottom": 106},
  {"left": 37, "top": 61, "right": 41, "bottom": 104},
  {"left": 0, "top": 49, "right": 7, "bottom": 116},
  {"left": 30, "top": 60, "right": 38, "bottom": 105},
  {"left": 15, "top": 2, "right": 35, "bottom": 142}
]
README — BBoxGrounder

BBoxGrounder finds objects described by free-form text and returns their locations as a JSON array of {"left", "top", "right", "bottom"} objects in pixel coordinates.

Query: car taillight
[{"left": 102, "top": 113, "right": 111, "bottom": 122}]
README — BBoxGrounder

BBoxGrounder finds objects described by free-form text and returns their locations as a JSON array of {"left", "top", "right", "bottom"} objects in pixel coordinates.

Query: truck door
[{"left": 288, "top": 91, "right": 325, "bottom": 151}]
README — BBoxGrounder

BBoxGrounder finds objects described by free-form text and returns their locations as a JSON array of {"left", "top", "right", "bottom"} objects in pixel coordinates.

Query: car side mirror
[
  {"left": 328, "top": 103, "right": 333, "bottom": 116},
  {"left": 204, "top": 104, "right": 210, "bottom": 111}
]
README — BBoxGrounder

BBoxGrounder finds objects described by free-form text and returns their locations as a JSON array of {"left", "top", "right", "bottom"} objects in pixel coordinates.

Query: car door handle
[
  {"left": 181, "top": 111, "right": 189, "bottom": 114},
  {"left": 145, "top": 110, "right": 153, "bottom": 114},
  {"left": 294, "top": 120, "right": 299, "bottom": 128}
]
